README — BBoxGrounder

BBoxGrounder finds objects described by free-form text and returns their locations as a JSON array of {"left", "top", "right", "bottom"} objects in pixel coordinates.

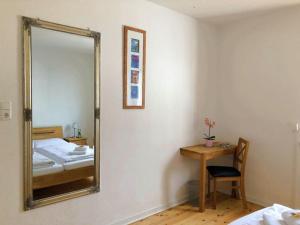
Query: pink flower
[
  {"left": 204, "top": 118, "right": 215, "bottom": 128},
  {"left": 203, "top": 117, "right": 216, "bottom": 140},
  {"left": 204, "top": 118, "right": 210, "bottom": 126}
]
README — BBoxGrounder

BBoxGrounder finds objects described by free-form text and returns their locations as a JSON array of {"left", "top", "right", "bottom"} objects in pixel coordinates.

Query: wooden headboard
[{"left": 32, "top": 126, "right": 63, "bottom": 140}]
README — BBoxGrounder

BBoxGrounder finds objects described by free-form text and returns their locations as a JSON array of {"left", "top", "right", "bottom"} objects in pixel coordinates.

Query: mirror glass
[{"left": 31, "top": 26, "right": 95, "bottom": 200}]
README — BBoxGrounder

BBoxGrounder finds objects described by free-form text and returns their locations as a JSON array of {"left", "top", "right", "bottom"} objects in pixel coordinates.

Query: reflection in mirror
[{"left": 31, "top": 27, "right": 95, "bottom": 200}]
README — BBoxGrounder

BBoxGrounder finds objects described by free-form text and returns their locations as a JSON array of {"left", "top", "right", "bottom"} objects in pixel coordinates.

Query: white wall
[
  {"left": 215, "top": 6, "right": 300, "bottom": 207},
  {"left": 0, "top": 0, "right": 217, "bottom": 224},
  {"left": 32, "top": 27, "right": 94, "bottom": 142},
  {"left": 296, "top": 133, "right": 300, "bottom": 207}
]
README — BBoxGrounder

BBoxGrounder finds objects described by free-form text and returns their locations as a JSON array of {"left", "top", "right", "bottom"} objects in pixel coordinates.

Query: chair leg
[
  {"left": 231, "top": 181, "right": 236, "bottom": 198},
  {"left": 240, "top": 179, "right": 248, "bottom": 209},
  {"left": 207, "top": 173, "right": 210, "bottom": 198},
  {"left": 213, "top": 178, "right": 217, "bottom": 209},
  {"left": 232, "top": 181, "right": 240, "bottom": 199}
]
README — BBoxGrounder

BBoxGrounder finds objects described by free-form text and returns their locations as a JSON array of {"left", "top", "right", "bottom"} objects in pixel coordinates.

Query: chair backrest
[{"left": 233, "top": 137, "right": 250, "bottom": 177}]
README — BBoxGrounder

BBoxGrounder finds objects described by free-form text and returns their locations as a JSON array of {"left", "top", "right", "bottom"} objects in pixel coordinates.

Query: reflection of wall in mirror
[{"left": 31, "top": 28, "right": 94, "bottom": 146}]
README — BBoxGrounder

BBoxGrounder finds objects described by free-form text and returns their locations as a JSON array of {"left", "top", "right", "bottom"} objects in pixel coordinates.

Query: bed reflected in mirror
[
  {"left": 32, "top": 127, "right": 95, "bottom": 200},
  {"left": 23, "top": 17, "right": 100, "bottom": 209}
]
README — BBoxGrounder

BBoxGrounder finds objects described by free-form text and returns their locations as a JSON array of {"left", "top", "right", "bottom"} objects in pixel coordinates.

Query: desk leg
[{"left": 199, "top": 156, "right": 207, "bottom": 212}]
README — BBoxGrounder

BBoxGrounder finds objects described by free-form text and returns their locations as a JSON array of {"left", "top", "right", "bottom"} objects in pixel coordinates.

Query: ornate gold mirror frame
[{"left": 22, "top": 17, "right": 101, "bottom": 210}]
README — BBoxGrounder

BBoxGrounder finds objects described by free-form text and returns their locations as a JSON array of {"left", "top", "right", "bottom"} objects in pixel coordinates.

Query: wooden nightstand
[{"left": 64, "top": 137, "right": 87, "bottom": 145}]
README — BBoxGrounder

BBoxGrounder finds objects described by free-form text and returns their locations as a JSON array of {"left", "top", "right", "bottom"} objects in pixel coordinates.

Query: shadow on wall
[
  {"left": 161, "top": 150, "right": 235, "bottom": 208},
  {"left": 161, "top": 150, "right": 197, "bottom": 206},
  {"left": 64, "top": 125, "right": 72, "bottom": 137}
]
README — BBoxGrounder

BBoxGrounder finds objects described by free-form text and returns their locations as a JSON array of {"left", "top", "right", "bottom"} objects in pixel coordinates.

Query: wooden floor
[
  {"left": 131, "top": 193, "right": 263, "bottom": 225},
  {"left": 33, "top": 178, "right": 93, "bottom": 200}
]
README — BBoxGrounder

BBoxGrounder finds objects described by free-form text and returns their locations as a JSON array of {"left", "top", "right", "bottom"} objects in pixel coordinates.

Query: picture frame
[{"left": 123, "top": 25, "right": 146, "bottom": 109}]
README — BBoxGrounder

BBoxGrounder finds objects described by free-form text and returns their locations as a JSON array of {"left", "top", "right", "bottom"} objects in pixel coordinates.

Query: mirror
[{"left": 23, "top": 17, "right": 100, "bottom": 210}]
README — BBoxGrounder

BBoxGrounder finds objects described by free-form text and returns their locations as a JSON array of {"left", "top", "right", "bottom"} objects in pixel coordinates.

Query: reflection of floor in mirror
[{"left": 33, "top": 177, "right": 94, "bottom": 200}]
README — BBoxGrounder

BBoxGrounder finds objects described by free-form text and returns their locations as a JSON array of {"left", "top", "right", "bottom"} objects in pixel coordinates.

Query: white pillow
[{"left": 33, "top": 138, "right": 67, "bottom": 148}]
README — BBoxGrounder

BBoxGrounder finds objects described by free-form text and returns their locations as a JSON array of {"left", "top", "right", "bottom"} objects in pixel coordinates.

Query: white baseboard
[
  {"left": 246, "top": 195, "right": 273, "bottom": 208},
  {"left": 107, "top": 196, "right": 191, "bottom": 225},
  {"left": 107, "top": 192, "right": 273, "bottom": 225}
]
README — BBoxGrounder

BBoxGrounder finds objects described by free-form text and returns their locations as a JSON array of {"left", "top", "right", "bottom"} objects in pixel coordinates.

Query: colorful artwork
[
  {"left": 123, "top": 26, "right": 146, "bottom": 109},
  {"left": 131, "top": 55, "right": 139, "bottom": 69},
  {"left": 131, "top": 38, "right": 139, "bottom": 53},
  {"left": 131, "top": 70, "right": 139, "bottom": 84},
  {"left": 131, "top": 86, "right": 139, "bottom": 99}
]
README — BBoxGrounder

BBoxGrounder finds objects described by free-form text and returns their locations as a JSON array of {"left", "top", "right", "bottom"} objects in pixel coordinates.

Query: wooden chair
[{"left": 207, "top": 138, "right": 250, "bottom": 209}]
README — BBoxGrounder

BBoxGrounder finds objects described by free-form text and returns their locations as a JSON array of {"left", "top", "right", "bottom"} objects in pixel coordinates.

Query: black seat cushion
[{"left": 207, "top": 166, "right": 241, "bottom": 177}]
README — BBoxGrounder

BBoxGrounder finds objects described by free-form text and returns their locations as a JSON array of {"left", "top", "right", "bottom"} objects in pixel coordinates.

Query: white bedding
[
  {"left": 64, "top": 158, "right": 94, "bottom": 170},
  {"left": 33, "top": 152, "right": 55, "bottom": 169},
  {"left": 33, "top": 163, "right": 64, "bottom": 177},
  {"left": 229, "top": 204, "right": 292, "bottom": 225},
  {"left": 33, "top": 138, "right": 67, "bottom": 149},
  {"left": 35, "top": 141, "right": 94, "bottom": 164}
]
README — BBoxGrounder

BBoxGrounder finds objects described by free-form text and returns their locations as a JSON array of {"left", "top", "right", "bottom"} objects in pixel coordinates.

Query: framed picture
[{"left": 123, "top": 26, "right": 146, "bottom": 109}]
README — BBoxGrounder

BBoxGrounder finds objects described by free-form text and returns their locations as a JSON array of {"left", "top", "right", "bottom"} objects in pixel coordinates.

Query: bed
[
  {"left": 34, "top": 139, "right": 94, "bottom": 168},
  {"left": 32, "top": 126, "right": 95, "bottom": 190},
  {"left": 32, "top": 152, "right": 64, "bottom": 177},
  {"left": 229, "top": 204, "right": 298, "bottom": 225}
]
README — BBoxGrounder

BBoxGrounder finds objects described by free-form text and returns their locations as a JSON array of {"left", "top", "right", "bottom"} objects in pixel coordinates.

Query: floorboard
[{"left": 131, "top": 193, "right": 263, "bottom": 225}]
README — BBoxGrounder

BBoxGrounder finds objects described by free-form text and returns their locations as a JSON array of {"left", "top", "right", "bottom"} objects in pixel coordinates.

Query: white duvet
[
  {"left": 33, "top": 152, "right": 55, "bottom": 169},
  {"left": 229, "top": 204, "right": 292, "bottom": 225},
  {"left": 33, "top": 164, "right": 63, "bottom": 177},
  {"left": 32, "top": 152, "right": 64, "bottom": 177},
  {"left": 35, "top": 142, "right": 94, "bottom": 164}
]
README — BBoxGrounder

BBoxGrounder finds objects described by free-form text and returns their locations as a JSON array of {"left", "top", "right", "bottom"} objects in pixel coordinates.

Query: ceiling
[{"left": 148, "top": 0, "right": 300, "bottom": 23}]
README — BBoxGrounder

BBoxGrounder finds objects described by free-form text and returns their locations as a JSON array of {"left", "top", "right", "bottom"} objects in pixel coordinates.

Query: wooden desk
[{"left": 180, "top": 143, "right": 236, "bottom": 212}]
